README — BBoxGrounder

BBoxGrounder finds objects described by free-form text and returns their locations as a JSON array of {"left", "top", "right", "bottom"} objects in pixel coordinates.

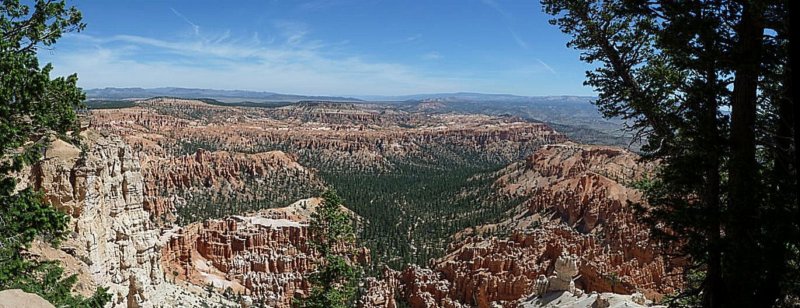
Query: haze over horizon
[{"left": 39, "top": 0, "right": 595, "bottom": 97}]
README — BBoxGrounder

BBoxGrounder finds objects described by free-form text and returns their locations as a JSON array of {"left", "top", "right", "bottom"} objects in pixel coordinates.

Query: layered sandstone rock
[
  {"left": 0, "top": 289, "right": 55, "bottom": 308},
  {"left": 361, "top": 268, "right": 402, "bottom": 308},
  {"left": 517, "top": 291, "right": 650, "bottom": 308},
  {"left": 492, "top": 143, "right": 681, "bottom": 298},
  {"left": 90, "top": 98, "right": 566, "bottom": 172},
  {"left": 547, "top": 254, "right": 579, "bottom": 293},
  {"left": 89, "top": 99, "right": 567, "bottom": 238},
  {"left": 363, "top": 143, "right": 682, "bottom": 307},
  {"left": 77, "top": 99, "right": 677, "bottom": 307},
  {"left": 161, "top": 198, "right": 368, "bottom": 308},
  {"left": 145, "top": 149, "right": 310, "bottom": 194},
  {"left": 141, "top": 148, "right": 323, "bottom": 223},
  {"left": 28, "top": 132, "right": 236, "bottom": 307},
  {"left": 31, "top": 132, "right": 164, "bottom": 307}
]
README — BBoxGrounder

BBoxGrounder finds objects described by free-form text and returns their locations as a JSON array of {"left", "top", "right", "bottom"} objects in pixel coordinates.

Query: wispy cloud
[
  {"left": 480, "top": 1, "right": 528, "bottom": 50},
  {"left": 509, "top": 29, "right": 528, "bottom": 49},
  {"left": 46, "top": 21, "right": 468, "bottom": 95},
  {"left": 170, "top": 8, "right": 200, "bottom": 36},
  {"left": 272, "top": 20, "right": 310, "bottom": 45},
  {"left": 536, "top": 58, "right": 557, "bottom": 75},
  {"left": 480, "top": 0, "right": 511, "bottom": 19},
  {"left": 40, "top": 5, "right": 569, "bottom": 96}
]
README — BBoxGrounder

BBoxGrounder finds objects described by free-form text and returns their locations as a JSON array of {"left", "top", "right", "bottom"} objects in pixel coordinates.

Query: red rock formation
[
  {"left": 90, "top": 98, "right": 566, "bottom": 225},
  {"left": 141, "top": 148, "right": 323, "bottom": 222},
  {"left": 161, "top": 199, "right": 369, "bottom": 307},
  {"left": 89, "top": 99, "right": 676, "bottom": 307},
  {"left": 90, "top": 98, "right": 566, "bottom": 172},
  {"left": 24, "top": 131, "right": 238, "bottom": 306},
  {"left": 144, "top": 149, "right": 310, "bottom": 193},
  {"left": 364, "top": 143, "right": 683, "bottom": 307}
]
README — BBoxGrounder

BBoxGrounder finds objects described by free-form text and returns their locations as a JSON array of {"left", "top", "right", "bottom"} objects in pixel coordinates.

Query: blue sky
[{"left": 38, "top": 0, "right": 594, "bottom": 96}]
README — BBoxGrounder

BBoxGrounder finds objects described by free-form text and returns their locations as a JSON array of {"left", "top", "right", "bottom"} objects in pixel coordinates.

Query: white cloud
[
  {"left": 509, "top": 29, "right": 528, "bottom": 49},
  {"left": 44, "top": 25, "right": 466, "bottom": 95},
  {"left": 480, "top": 0, "right": 511, "bottom": 19},
  {"left": 170, "top": 8, "right": 200, "bottom": 36},
  {"left": 38, "top": 12, "right": 571, "bottom": 96},
  {"left": 480, "top": 0, "right": 528, "bottom": 51},
  {"left": 271, "top": 20, "right": 310, "bottom": 46},
  {"left": 535, "top": 58, "right": 557, "bottom": 75}
]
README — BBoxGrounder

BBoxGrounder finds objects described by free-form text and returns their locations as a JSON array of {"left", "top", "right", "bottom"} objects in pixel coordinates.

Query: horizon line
[{"left": 84, "top": 86, "right": 598, "bottom": 99}]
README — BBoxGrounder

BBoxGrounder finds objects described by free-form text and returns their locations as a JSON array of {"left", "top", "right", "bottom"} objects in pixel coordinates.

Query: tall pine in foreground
[
  {"left": 542, "top": 0, "right": 796, "bottom": 306},
  {"left": 297, "top": 189, "right": 362, "bottom": 308},
  {"left": 1, "top": 0, "right": 110, "bottom": 306}
]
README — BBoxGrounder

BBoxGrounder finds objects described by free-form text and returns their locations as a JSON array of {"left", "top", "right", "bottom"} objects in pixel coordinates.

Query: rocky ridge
[
  {"left": 27, "top": 131, "right": 235, "bottom": 307},
  {"left": 13, "top": 98, "right": 680, "bottom": 308},
  {"left": 161, "top": 198, "right": 369, "bottom": 307},
  {"left": 90, "top": 98, "right": 566, "bottom": 170},
  {"left": 0, "top": 289, "right": 55, "bottom": 308},
  {"left": 142, "top": 148, "right": 323, "bottom": 223},
  {"left": 87, "top": 98, "right": 566, "bottom": 231},
  {"left": 362, "top": 143, "right": 682, "bottom": 307}
]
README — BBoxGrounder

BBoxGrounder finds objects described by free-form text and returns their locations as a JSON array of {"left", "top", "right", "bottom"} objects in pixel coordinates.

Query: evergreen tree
[
  {"left": 298, "top": 189, "right": 362, "bottom": 308},
  {"left": 542, "top": 0, "right": 796, "bottom": 306},
  {"left": 1, "top": 0, "right": 110, "bottom": 306}
]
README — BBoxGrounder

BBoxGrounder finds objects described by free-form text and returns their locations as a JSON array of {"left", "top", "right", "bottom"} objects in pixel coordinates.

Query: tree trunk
[
  {"left": 699, "top": 17, "right": 724, "bottom": 306},
  {"left": 756, "top": 43, "right": 794, "bottom": 307},
  {"left": 791, "top": 0, "right": 800, "bottom": 251},
  {"left": 727, "top": 0, "right": 765, "bottom": 306},
  {"left": 703, "top": 77, "right": 723, "bottom": 308}
]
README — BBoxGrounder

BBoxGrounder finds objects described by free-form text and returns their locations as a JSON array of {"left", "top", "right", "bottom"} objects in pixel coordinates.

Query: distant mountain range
[
  {"left": 84, "top": 87, "right": 633, "bottom": 148},
  {"left": 359, "top": 92, "right": 594, "bottom": 104},
  {"left": 84, "top": 87, "right": 363, "bottom": 103},
  {"left": 85, "top": 87, "right": 595, "bottom": 105}
]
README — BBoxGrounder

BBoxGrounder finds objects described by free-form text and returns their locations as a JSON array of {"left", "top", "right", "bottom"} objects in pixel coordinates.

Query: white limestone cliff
[{"left": 29, "top": 131, "right": 234, "bottom": 307}]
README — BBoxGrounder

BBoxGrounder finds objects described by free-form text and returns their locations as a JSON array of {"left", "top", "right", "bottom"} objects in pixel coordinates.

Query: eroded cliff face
[
  {"left": 28, "top": 132, "right": 235, "bottom": 307},
  {"left": 90, "top": 98, "right": 567, "bottom": 171},
  {"left": 141, "top": 148, "right": 324, "bottom": 223},
  {"left": 363, "top": 143, "right": 682, "bottom": 308},
  {"left": 492, "top": 143, "right": 681, "bottom": 299},
  {"left": 63, "top": 99, "right": 679, "bottom": 307},
  {"left": 161, "top": 198, "right": 369, "bottom": 307}
]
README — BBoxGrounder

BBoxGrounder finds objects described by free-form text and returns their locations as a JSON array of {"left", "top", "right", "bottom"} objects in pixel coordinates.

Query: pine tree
[
  {"left": 542, "top": 0, "right": 796, "bottom": 306},
  {"left": 298, "top": 189, "right": 362, "bottom": 308},
  {"left": 1, "top": 0, "right": 110, "bottom": 306}
]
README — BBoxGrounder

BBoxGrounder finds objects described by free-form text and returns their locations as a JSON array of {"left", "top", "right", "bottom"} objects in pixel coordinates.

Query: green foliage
[
  {"left": 195, "top": 97, "right": 294, "bottom": 108},
  {"left": 5, "top": 261, "right": 111, "bottom": 307},
  {"left": 169, "top": 132, "right": 530, "bottom": 272},
  {"left": 0, "top": 189, "right": 68, "bottom": 248},
  {"left": 298, "top": 189, "right": 362, "bottom": 308},
  {"left": 309, "top": 190, "right": 355, "bottom": 255},
  {"left": 1, "top": 1, "right": 110, "bottom": 306},
  {"left": 0, "top": 167, "right": 108, "bottom": 307},
  {"left": 543, "top": 0, "right": 796, "bottom": 306},
  {"left": 84, "top": 99, "right": 136, "bottom": 109},
  {"left": 303, "top": 255, "right": 361, "bottom": 308},
  {"left": 319, "top": 153, "right": 522, "bottom": 272},
  {"left": 661, "top": 268, "right": 705, "bottom": 307},
  {"left": 169, "top": 153, "right": 324, "bottom": 226}
]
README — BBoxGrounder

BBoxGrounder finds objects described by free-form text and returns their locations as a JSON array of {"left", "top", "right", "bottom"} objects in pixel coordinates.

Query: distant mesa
[
  {"left": 84, "top": 87, "right": 597, "bottom": 105},
  {"left": 84, "top": 87, "right": 364, "bottom": 103}
]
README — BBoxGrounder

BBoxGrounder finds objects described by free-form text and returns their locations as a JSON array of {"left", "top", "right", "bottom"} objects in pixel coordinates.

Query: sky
[{"left": 38, "top": 0, "right": 595, "bottom": 96}]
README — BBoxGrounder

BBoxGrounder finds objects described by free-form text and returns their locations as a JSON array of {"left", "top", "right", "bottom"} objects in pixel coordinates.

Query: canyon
[
  {"left": 361, "top": 143, "right": 682, "bottom": 307},
  {"left": 18, "top": 98, "right": 682, "bottom": 307}
]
